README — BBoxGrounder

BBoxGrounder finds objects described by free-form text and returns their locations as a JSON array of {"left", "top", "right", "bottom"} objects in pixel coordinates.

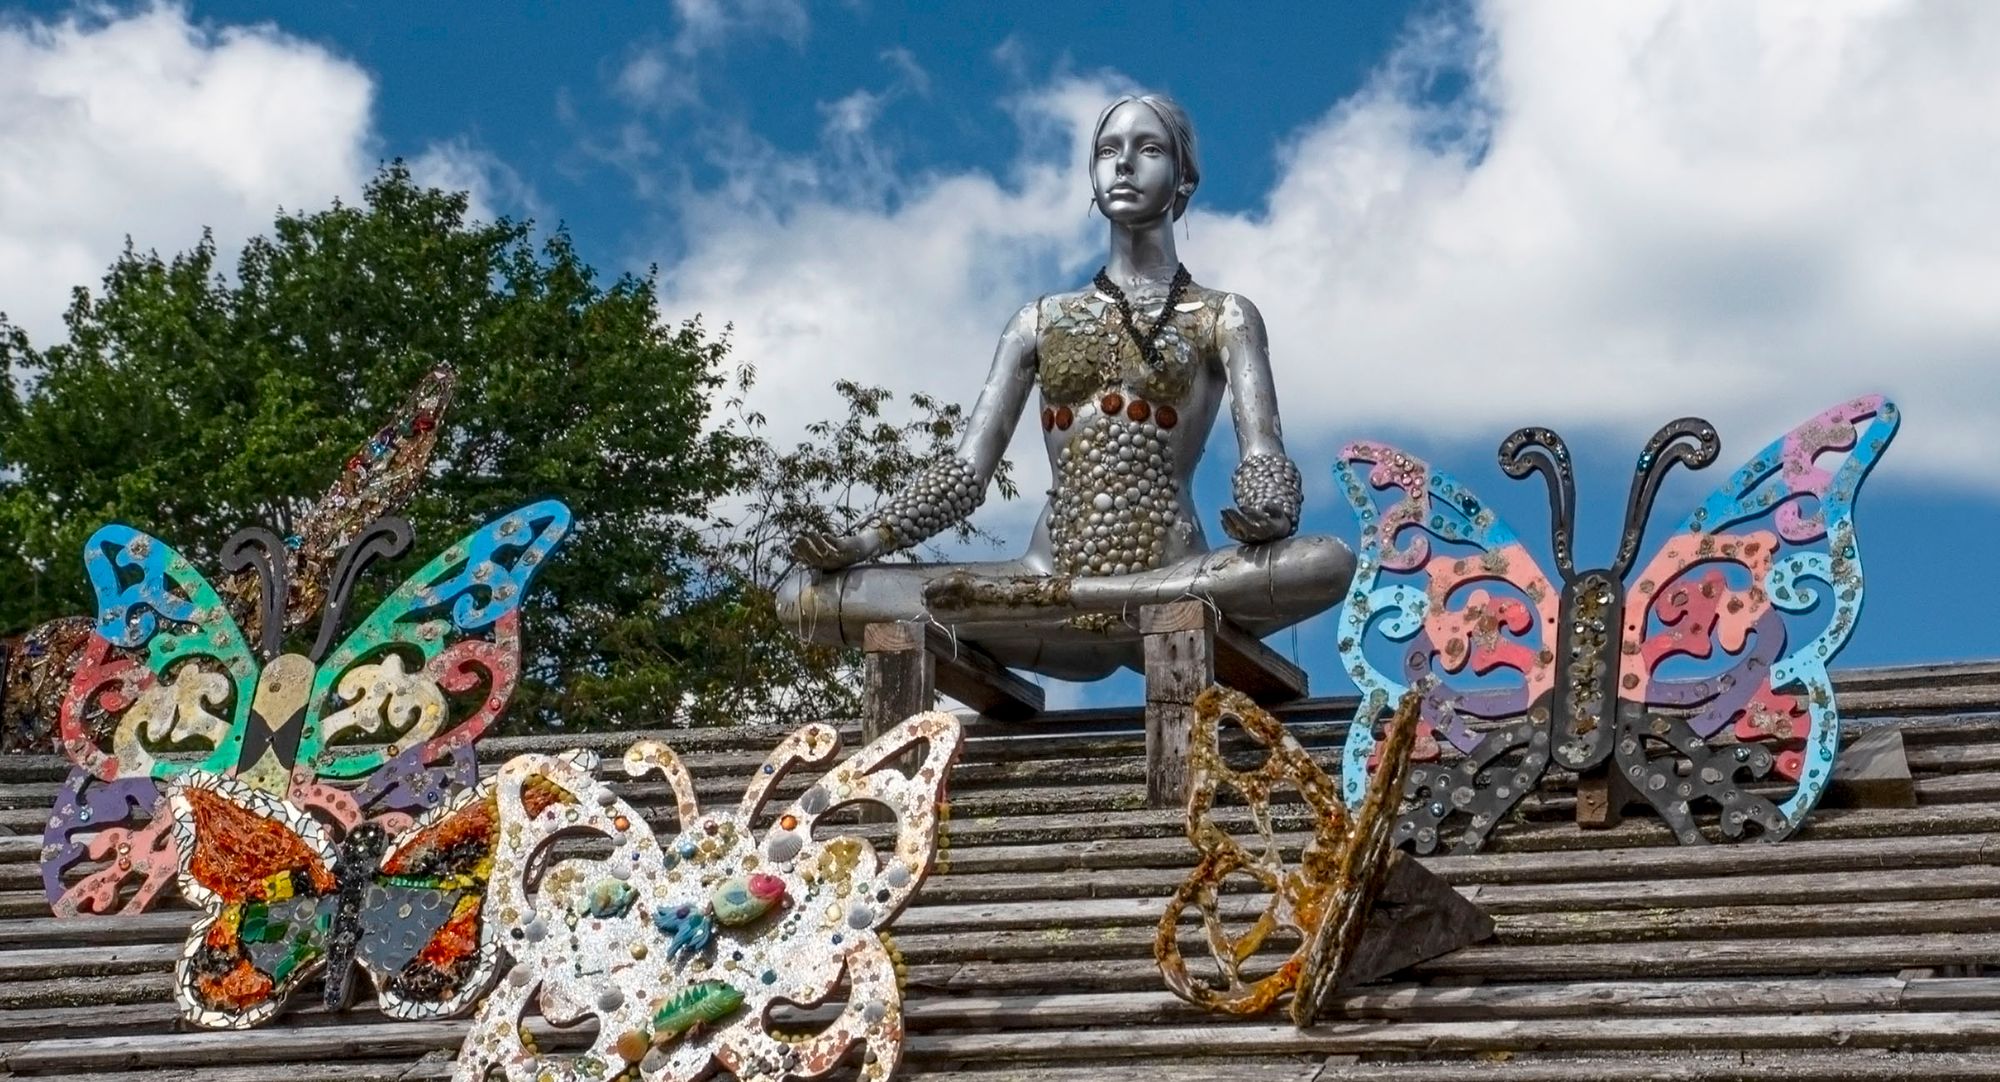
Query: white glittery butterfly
[{"left": 454, "top": 712, "right": 962, "bottom": 1082}]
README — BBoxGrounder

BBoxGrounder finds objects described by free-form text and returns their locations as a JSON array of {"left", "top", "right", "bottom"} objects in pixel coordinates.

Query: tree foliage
[{"left": 0, "top": 164, "right": 1006, "bottom": 730}]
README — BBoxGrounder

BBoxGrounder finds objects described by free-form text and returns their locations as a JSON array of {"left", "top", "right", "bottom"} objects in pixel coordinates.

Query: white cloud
[
  {"left": 653, "top": 76, "right": 1122, "bottom": 541},
  {"left": 1191, "top": 0, "right": 2000, "bottom": 490},
  {"left": 0, "top": 5, "right": 531, "bottom": 346},
  {"left": 0, "top": 4, "right": 375, "bottom": 341},
  {"left": 647, "top": 0, "right": 2000, "bottom": 521},
  {"left": 673, "top": 0, "right": 808, "bottom": 56},
  {"left": 410, "top": 138, "right": 546, "bottom": 225},
  {"left": 615, "top": 0, "right": 811, "bottom": 117}
]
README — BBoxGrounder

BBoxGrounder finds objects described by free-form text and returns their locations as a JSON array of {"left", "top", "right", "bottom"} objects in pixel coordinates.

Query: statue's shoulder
[
  {"left": 1039, "top": 286, "right": 1097, "bottom": 313},
  {"left": 1201, "top": 288, "right": 1264, "bottom": 335}
]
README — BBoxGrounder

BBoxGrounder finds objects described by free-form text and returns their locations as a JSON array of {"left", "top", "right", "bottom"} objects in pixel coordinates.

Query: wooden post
[
  {"left": 860, "top": 621, "right": 935, "bottom": 823},
  {"left": 862, "top": 620, "right": 935, "bottom": 745},
  {"left": 1142, "top": 601, "right": 1215, "bottom": 809},
  {"left": 1575, "top": 764, "right": 1639, "bottom": 830}
]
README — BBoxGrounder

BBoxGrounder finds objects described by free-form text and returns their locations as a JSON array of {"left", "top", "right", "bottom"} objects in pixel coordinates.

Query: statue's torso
[{"left": 1032, "top": 284, "right": 1228, "bottom": 577}]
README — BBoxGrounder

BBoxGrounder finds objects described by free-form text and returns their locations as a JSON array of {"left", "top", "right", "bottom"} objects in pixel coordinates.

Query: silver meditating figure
[{"left": 780, "top": 95, "right": 1354, "bottom": 681}]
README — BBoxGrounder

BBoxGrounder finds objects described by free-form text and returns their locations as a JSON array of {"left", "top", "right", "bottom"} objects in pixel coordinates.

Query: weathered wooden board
[{"left": 0, "top": 660, "right": 1997, "bottom": 1081}]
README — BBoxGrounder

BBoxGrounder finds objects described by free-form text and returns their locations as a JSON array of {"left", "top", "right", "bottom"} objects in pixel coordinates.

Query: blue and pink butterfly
[{"left": 1333, "top": 396, "right": 1898, "bottom": 852}]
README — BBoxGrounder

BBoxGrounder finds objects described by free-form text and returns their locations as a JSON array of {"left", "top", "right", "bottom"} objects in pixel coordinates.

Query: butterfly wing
[
  {"left": 1155, "top": 685, "right": 1346, "bottom": 1017},
  {"left": 1334, "top": 442, "right": 1561, "bottom": 853},
  {"left": 1153, "top": 686, "right": 1422, "bottom": 1025},
  {"left": 1618, "top": 396, "right": 1899, "bottom": 842},
  {"left": 281, "top": 362, "right": 457, "bottom": 636},
  {"left": 339, "top": 779, "right": 529, "bottom": 1019},
  {"left": 454, "top": 745, "right": 679, "bottom": 1082},
  {"left": 299, "top": 500, "right": 571, "bottom": 817},
  {"left": 166, "top": 771, "right": 338, "bottom": 1028},
  {"left": 714, "top": 712, "right": 961, "bottom": 1082},
  {"left": 44, "top": 528, "right": 257, "bottom": 916}
]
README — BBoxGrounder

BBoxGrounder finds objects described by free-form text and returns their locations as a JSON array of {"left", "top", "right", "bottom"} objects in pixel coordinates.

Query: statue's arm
[
  {"left": 795, "top": 302, "right": 1038, "bottom": 569},
  {"left": 1217, "top": 293, "right": 1304, "bottom": 544}
]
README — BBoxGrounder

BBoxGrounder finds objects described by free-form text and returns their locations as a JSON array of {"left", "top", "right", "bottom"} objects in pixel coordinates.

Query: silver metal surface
[{"left": 783, "top": 96, "right": 1351, "bottom": 680}]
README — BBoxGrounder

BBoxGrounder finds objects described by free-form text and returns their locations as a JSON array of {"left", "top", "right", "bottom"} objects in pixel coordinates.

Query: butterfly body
[{"left": 1337, "top": 397, "right": 1897, "bottom": 852}]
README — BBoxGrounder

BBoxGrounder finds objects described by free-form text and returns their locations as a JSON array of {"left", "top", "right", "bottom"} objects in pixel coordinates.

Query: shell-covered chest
[{"left": 1036, "top": 289, "right": 1219, "bottom": 408}]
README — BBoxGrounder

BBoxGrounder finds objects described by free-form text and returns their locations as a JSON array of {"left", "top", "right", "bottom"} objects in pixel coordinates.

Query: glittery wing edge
[
  {"left": 1621, "top": 395, "right": 1899, "bottom": 838},
  {"left": 45, "top": 528, "right": 257, "bottom": 918},
  {"left": 1333, "top": 442, "right": 1560, "bottom": 809},
  {"left": 298, "top": 500, "right": 571, "bottom": 816},
  {"left": 165, "top": 771, "right": 338, "bottom": 1029}
]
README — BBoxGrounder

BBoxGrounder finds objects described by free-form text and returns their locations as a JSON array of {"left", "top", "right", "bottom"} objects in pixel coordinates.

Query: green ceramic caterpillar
[{"left": 650, "top": 980, "right": 745, "bottom": 1042}]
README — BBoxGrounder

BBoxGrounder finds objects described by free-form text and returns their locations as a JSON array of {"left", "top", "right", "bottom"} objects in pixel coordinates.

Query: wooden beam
[
  {"left": 1574, "top": 764, "right": 1639, "bottom": 830},
  {"left": 918, "top": 623, "right": 1044, "bottom": 720},
  {"left": 1210, "top": 619, "right": 1308, "bottom": 704},
  {"left": 1141, "top": 601, "right": 1214, "bottom": 808}
]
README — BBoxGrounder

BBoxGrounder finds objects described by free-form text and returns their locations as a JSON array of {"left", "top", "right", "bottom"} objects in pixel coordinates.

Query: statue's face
[{"left": 1091, "top": 101, "right": 1180, "bottom": 225}]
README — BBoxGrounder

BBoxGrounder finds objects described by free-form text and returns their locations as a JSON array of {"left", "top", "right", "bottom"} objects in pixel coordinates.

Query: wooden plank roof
[{"left": 3, "top": 659, "right": 2000, "bottom": 1080}]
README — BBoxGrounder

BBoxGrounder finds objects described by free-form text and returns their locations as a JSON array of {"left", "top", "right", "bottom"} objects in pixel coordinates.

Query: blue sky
[{"left": 1, "top": 1, "right": 1995, "bottom": 711}]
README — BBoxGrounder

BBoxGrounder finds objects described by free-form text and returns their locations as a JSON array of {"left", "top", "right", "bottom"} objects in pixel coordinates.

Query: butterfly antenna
[
  {"left": 1612, "top": 418, "right": 1720, "bottom": 579},
  {"left": 310, "top": 517, "right": 416, "bottom": 661},
  {"left": 1498, "top": 427, "right": 1578, "bottom": 580},
  {"left": 220, "top": 528, "right": 291, "bottom": 661}
]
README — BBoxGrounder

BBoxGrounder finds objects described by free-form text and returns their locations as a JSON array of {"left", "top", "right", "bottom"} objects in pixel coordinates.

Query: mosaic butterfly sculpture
[
  {"left": 40, "top": 499, "right": 568, "bottom": 1025},
  {"left": 1156, "top": 686, "right": 1420, "bottom": 1027},
  {"left": 167, "top": 766, "right": 548, "bottom": 1028},
  {"left": 10, "top": 362, "right": 455, "bottom": 757},
  {"left": 1335, "top": 396, "right": 1898, "bottom": 852},
  {"left": 454, "top": 712, "right": 962, "bottom": 1082}
]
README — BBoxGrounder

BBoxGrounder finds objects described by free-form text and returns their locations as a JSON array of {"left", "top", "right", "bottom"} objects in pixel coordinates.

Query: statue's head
[{"left": 1090, "top": 94, "right": 1201, "bottom": 224}]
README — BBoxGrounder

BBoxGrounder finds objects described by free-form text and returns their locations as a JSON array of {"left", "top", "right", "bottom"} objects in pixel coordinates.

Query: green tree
[
  {"left": 0, "top": 164, "right": 1009, "bottom": 731},
  {"left": 0, "top": 332, "right": 20, "bottom": 631}
]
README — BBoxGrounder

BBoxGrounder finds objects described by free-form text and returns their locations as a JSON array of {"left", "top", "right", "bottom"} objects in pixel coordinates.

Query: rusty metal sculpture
[
  {"left": 1336, "top": 396, "right": 1899, "bottom": 852},
  {"left": 1156, "top": 686, "right": 1420, "bottom": 1027},
  {"left": 453, "top": 712, "right": 962, "bottom": 1082}
]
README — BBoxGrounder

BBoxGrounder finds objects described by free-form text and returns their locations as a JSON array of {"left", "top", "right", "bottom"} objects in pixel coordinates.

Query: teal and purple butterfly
[
  {"left": 40, "top": 500, "right": 570, "bottom": 918},
  {"left": 1334, "top": 396, "right": 1898, "bottom": 852}
]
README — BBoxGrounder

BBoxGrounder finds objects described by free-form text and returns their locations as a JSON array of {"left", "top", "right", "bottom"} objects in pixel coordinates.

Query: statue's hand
[
  {"left": 1221, "top": 503, "right": 1297, "bottom": 546},
  {"left": 792, "top": 530, "right": 883, "bottom": 571},
  {"left": 1226, "top": 453, "right": 1303, "bottom": 546}
]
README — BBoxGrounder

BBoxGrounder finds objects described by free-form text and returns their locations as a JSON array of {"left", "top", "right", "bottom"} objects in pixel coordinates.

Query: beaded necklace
[{"left": 1093, "top": 263, "right": 1192, "bottom": 381}]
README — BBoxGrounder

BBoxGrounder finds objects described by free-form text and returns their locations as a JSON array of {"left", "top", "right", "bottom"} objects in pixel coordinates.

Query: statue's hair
[{"left": 1092, "top": 94, "right": 1201, "bottom": 220}]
